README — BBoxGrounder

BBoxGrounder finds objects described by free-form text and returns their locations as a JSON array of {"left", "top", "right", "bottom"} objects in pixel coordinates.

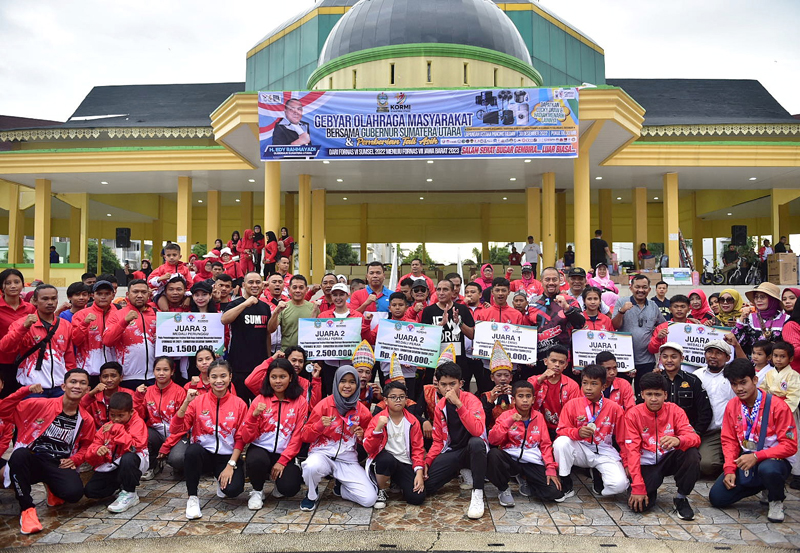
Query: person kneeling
[
  {"left": 709, "top": 359, "right": 798, "bottom": 523},
  {"left": 624, "top": 372, "right": 701, "bottom": 520},
  {"left": 488, "top": 380, "right": 564, "bottom": 506},
  {"left": 84, "top": 392, "right": 148, "bottom": 513},
  {"left": 365, "top": 366, "right": 426, "bottom": 510}
]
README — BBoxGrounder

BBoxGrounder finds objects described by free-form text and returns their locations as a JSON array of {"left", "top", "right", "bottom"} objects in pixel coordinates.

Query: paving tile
[
  {"left": 546, "top": 503, "right": 615, "bottom": 526},
  {"left": 599, "top": 503, "right": 675, "bottom": 526},
  {"left": 197, "top": 497, "right": 256, "bottom": 523},
  {"left": 716, "top": 501, "right": 799, "bottom": 524},
  {"left": 34, "top": 518, "right": 125, "bottom": 544},
  {"left": 249, "top": 498, "right": 315, "bottom": 525},
  {"left": 311, "top": 498, "right": 373, "bottom": 525},
  {"left": 682, "top": 523, "right": 764, "bottom": 546},
  {"left": 306, "top": 524, "right": 371, "bottom": 532},
  {"left": 665, "top": 505, "right": 738, "bottom": 525},
  {"left": 741, "top": 522, "right": 800, "bottom": 548},
  {"left": 621, "top": 524, "right": 694, "bottom": 541},
  {"left": 107, "top": 519, "right": 186, "bottom": 539}
]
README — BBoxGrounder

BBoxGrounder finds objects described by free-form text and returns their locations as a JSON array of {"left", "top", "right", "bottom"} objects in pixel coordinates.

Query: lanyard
[
  {"left": 585, "top": 397, "right": 603, "bottom": 424},
  {"left": 742, "top": 390, "right": 762, "bottom": 442}
]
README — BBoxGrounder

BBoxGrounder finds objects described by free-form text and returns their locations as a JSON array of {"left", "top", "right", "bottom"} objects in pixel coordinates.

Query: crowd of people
[{"left": 1, "top": 248, "right": 799, "bottom": 536}]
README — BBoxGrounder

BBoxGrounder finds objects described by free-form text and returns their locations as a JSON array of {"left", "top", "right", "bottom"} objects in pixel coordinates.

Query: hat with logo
[
  {"left": 411, "top": 278, "right": 429, "bottom": 290},
  {"left": 521, "top": 263, "right": 533, "bottom": 273},
  {"left": 352, "top": 340, "right": 375, "bottom": 369},
  {"left": 437, "top": 343, "right": 457, "bottom": 367},
  {"left": 490, "top": 340, "right": 513, "bottom": 373},
  {"left": 331, "top": 283, "right": 350, "bottom": 295},
  {"left": 568, "top": 267, "right": 587, "bottom": 278}
]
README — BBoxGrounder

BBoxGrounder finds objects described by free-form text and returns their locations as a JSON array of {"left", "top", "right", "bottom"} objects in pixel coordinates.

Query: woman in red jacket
[
  {"left": 263, "top": 231, "right": 279, "bottom": 277},
  {"left": 240, "top": 358, "right": 308, "bottom": 510},
  {"left": 0, "top": 269, "right": 36, "bottom": 398},
  {"left": 172, "top": 359, "right": 247, "bottom": 520},
  {"left": 252, "top": 225, "right": 265, "bottom": 274}
]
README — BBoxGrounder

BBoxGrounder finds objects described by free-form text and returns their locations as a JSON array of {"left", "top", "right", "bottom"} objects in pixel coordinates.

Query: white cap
[
  {"left": 219, "top": 247, "right": 233, "bottom": 256},
  {"left": 331, "top": 283, "right": 350, "bottom": 295},
  {"left": 659, "top": 341, "right": 684, "bottom": 355},
  {"left": 704, "top": 340, "right": 732, "bottom": 357}
]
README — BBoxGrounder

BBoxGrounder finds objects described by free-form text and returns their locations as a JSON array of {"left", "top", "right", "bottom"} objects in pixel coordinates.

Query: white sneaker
[
  {"left": 498, "top": 489, "right": 515, "bottom": 507},
  {"left": 768, "top": 500, "right": 785, "bottom": 523},
  {"left": 215, "top": 481, "right": 226, "bottom": 498},
  {"left": 467, "top": 489, "right": 484, "bottom": 519},
  {"left": 555, "top": 489, "right": 576, "bottom": 503},
  {"left": 247, "top": 490, "right": 264, "bottom": 510},
  {"left": 186, "top": 496, "right": 202, "bottom": 520},
  {"left": 141, "top": 469, "right": 156, "bottom": 481},
  {"left": 375, "top": 488, "right": 388, "bottom": 509},
  {"left": 108, "top": 491, "right": 140, "bottom": 513},
  {"left": 271, "top": 486, "right": 284, "bottom": 499},
  {"left": 459, "top": 468, "right": 474, "bottom": 490}
]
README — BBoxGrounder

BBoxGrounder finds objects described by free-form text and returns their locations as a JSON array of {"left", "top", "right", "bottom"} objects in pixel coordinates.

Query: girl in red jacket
[
  {"left": 582, "top": 287, "right": 614, "bottom": 331},
  {"left": 172, "top": 359, "right": 248, "bottom": 520},
  {"left": 299, "top": 365, "right": 376, "bottom": 511},
  {"left": 240, "top": 358, "right": 308, "bottom": 510}
]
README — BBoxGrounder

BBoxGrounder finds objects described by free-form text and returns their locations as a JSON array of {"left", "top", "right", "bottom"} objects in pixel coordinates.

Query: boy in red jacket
[
  {"left": 596, "top": 351, "right": 635, "bottom": 412},
  {"left": 528, "top": 345, "right": 581, "bottom": 440},
  {"left": 84, "top": 392, "right": 148, "bottom": 513},
  {"left": 81, "top": 362, "right": 133, "bottom": 427},
  {"left": 487, "top": 380, "right": 564, "bottom": 507},
  {"left": 364, "top": 367, "right": 426, "bottom": 510},
  {"left": 0, "top": 369, "right": 95, "bottom": 535},
  {"left": 423, "top": 361, "right": 488, "bottom": 520},
  {"left": 709, "top": 359, "right": 798, "bottom": 523},
  {"left": 624, "top": 372, "right": 701, "bottom": 520}
]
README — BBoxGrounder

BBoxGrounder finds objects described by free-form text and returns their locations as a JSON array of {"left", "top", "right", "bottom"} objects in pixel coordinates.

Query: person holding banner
[
  {"left": 654, "top": 342, "right": 712, "bottom": 437},
  {"left": 647, "top": 295, "right": 695, "bottom": 359},
  {"left": 306, "top": 273, "right": 337, "bottom": 314}
]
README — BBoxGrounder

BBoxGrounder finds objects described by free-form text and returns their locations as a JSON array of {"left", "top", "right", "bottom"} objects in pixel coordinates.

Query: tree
[
  {"left": 192, "top": 243, "right": 208, "bottom": 257},
  {"left": 327, "top": 243, "right": 360, "bottom": 266},
  {"left": 401, "top": 244, "right": 436, "bottom": 266},
  {"left": 470, "top": 246, "right": 510, "bottom": 265},
  {"left": 87, "top": 240, "right": 122, "bottom": 275}
]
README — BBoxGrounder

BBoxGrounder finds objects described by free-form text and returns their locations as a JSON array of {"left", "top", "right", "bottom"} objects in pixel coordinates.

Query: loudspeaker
[
  {"left": 731, "top": 225, "right": 747, "bottom": 246},
  {"left": 116, "top": 227, "right": 131, "bottom": 248}
]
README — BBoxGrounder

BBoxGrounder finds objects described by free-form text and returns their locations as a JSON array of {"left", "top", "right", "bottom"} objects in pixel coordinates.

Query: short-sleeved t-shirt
[
  {"left": 421, "top": 302, "right": 475, "bottom": 365},
  {"left": 31, "top": 412, "right": 79, "bottom": 459},
  {"left": 224, "top": 297, "right": 271, "bottom": 375},
  {"left": 590, "top": 237, "right": 609, "bottom": 268},
  {"left": 278, "top": 301, "right": 316, "bottom": 349}
]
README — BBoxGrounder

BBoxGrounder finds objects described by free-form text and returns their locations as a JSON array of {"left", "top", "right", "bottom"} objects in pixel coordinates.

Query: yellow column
[
  {"left": 525, "top": 187, "right": 541, "bottom": 242},
  {"left": 152, "top": 196, "right": 164, "bottom": 267},
  {"left": 663, "top": 173, "right": 680, "bottom": 267},
  {"left": 573, "top": 121, "right": 604, "bottom": 272},
  {"left": 633, "top": 187, "right": 648, "bottom": 257},
  {"left": 240, "top": 191, "right": 254, "bottom": 232},
  {"left": 284, "top": 192, "right": 295, "bottom": 235},
  {"left": 480, "top": 203, "right": 490, "bottom": 261},
  {"left": 690, "top": 192, "right": 703, "bottom": 273},
  {"left": 207, "top": 190, "right": 221, "bottom": 249},
  {"left": 311, "top": 189, "right": 327, "bottom": 278},
  {"left": 360, "top": 204, "right": 368, "bottom": 264},
  {"left": 76, "top": 193, "right": 89, "bottom": 266},
  {"left": 264, "top": 162, "right": 281, "bottom": 234},
  {"left": 7, "top": 182, "right": 24, "bottom": 264},
  {"left": 69, "top": 207, "right": 80, "bottom": 263},
  {"left": 556, "top": 191, "right": 567, "bottom": 259},
  {"left": 542, "top": 173, "right": 556, "bottom": 266},
  {"left": 176, "top": 177, "right": 193, "bottom": 255},
  {"left": 298, "top": 175, "right": 312, "bottom": 277},
  {"left": 598, "top": 189, "right": 613, "bottom": 245},
  {"left": 33, "top": 179, "right": 51, "bottom": 282}
]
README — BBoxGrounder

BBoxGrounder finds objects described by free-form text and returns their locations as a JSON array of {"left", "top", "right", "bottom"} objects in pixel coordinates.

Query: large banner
[
  {"left": 156, "top": 313, "right": 225, "bottom": 357},
  {"left": 472, "top": 321, "right": 538, "bottom": 365},
  {"left": 298, "top": 318, "right": 363, "bottom": 360},
  {"left": 258, "top": 88, "right": 579, "bottom": 161},
  {"left": 374, "top": 318, "right": 443, "bottom": 369},
  {"left": 571, "top": 329, "right": 635, "bottom": 372},
  {"left": 667, "top": 323, "right": 732, "bottom": 367}
]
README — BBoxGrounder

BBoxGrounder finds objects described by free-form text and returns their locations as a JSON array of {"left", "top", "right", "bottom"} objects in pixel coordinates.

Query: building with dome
[{"left": 1, "top": 0, "right": 799, "bottom": 285}]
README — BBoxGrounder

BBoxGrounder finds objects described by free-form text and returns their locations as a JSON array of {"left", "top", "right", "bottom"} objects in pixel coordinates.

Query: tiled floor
[{"left": 2, "top": 469, "right": 800, "bottom": 549}]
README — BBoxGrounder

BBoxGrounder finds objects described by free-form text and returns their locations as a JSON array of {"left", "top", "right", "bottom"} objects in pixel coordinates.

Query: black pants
[
  {"left": 0, "top": 363, "right": 20, "bottom": 398},
  {"left": 84, "top": 452, "right": 142, "bottom": 497},
  {"left": 245, "top": 445, "right": 302, "bottom": 497},
  {"left": 640, "top": 447, "right": 700, "bottom": 507},
  {"left": 486, "top": 448, "right": 563, "bottom": 501},
  {"left": 253, "top": 251, "right": 262, "bottom": 272},
  {"left": 233, "top": 372, "right": 255, "bottom": 405},
  {"left": 184, "top": 443, "right": 245, "bottom": 497},
  {"left": 373, "top": 449, "right": 425, "bottom": 505},
  {"left": 147, "top": 427, "right": 188, "bottom": 472},
  {"left": 8, "top": 448, "right": 84, "bottom": 510},
  {"left": 425, "top": 437, "right": 487, "bottom": 493},
  {"left": 633, "top": 362, "right": 656, "bottom": 399},
  {"left": 263, "top": 262, "right": 276, "bottom": 278}
]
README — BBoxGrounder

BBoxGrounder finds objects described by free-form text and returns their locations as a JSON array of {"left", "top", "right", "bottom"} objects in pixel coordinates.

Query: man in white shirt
[{"left": 521, "top": 236, "right": 542, "bottom": 278}]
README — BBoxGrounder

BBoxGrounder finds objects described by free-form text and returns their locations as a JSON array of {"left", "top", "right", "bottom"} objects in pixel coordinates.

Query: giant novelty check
[
  {"left": 374, "top": 319, "right": 443, "bottom": 369},
  {"left": 472, "top": 321, "right": 538, "bottom": 365},
  {"left": 298, "top": 317, "right": 363, "bottom": 360}
]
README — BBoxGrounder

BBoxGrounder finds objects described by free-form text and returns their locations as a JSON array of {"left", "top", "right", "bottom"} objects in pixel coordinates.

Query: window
[
  {"left": 328, "top": 77, "right": 333, "bottom": 89},
  {"left": 463, "top": 63, "right": 469, "bottom": 85},
  {"left": 390, "top": 63, "right": 395, "bottom": 85},
  {"left": 427, "top": 61, "right": 432, "bottom": 83},
  {"left": 352, "top": 70, "right": 357, "bottom": 89},
  {"left": 493, "top": 68, "right": 498, "bottom": 87}
]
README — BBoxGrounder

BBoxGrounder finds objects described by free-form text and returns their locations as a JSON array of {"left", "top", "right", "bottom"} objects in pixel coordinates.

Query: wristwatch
[{"left": 227, "top": 460, "right": 237, "bottom": 469}]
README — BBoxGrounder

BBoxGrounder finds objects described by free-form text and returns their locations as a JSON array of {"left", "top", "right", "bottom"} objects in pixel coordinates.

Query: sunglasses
[{"left": 719, "top": 297, "right": 735, "bottom": 304}]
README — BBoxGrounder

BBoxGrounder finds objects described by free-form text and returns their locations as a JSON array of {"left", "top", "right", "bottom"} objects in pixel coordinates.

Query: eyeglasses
[
  {"left": 386, "top": 395, "right": 407, "bottom": 402},
  {"left": 719, "top": 297, "right": 735, "bottom": 304}
]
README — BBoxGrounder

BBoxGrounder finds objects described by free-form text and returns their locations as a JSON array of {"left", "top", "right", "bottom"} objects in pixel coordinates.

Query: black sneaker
[
  {"left": 673, "top": 497, "right": 694, "bottom": 521},
  {"left": 790, "top": 476, "right": 800, "bottom": 490},
  {"left": 333, "top": 480, "right": 342, "bottom": 497},
  {"left": 591, "top": 468, "right": 604, "bottom": 496}
]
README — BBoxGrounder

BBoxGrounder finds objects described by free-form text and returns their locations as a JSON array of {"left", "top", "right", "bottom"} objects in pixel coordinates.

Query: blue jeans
[
  {"left": 26, "top": 387, "right": 64, "bottom": 399},
  {"left": 709, "top": 459, "right": 791, "bottom": 506}
]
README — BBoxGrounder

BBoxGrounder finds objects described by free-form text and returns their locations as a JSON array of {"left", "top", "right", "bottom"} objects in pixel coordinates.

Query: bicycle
[
  {"left": 744, "top": 259, "right": 762, "bottom": 285},
  {"left": 700, "top": 258, "right": 725, "bottom": 285},
  {"left": 726, "top": 258, "right": 744, "bottom": 285}
]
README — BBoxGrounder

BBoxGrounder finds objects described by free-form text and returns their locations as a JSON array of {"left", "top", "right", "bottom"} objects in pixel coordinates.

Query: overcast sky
[{"left": 1, "top": 0, "right": 798, "bottom": 121}]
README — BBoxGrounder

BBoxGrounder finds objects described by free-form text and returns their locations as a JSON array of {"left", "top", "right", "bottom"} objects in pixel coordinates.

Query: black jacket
[{"left": 663, "top": 370, "right": 713, "bottom": 435}]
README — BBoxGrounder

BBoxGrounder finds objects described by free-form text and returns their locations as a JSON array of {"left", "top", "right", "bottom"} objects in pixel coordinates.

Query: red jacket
[
  {"left": 0, "top": 296, "right": 36, "bottom": 364},
  {"left": 81, "top": 387, "right": 134, "bottom": 428},
  {"left": 134, "top": 381, "right": 187, "bottom": 454},
  {"left": 0, "top": 315, "right": 76, "bottom": 389},
  {"left": 489, "top": 408, "right": 557, "bottom": 475},
  {"left": 529, "top": 374, "right": 582, "bottom": 430},
  {"left": 556, "top": 396, "right": 627, "bottom": 463},
  {"left": 509, "top": 278, "right": 544, "bottom": 299},
  {"left": 606, "top": 377, "right": 636, "bottom": 413},
  {"left": 623, "top": 402, "right": 701, "bottom": 495},
  {"left": 224, "top": 259, "right": 244, "bottom": 281},
  {"left": 426, "top": 390, "right": 487, "bottom": 466},
  {"left": 583, "top": 313, "right": 614, "bottom": 331},
  {"left": 474, "top": 304, "right": 527, "bottom": 325},
  {"left": 103, "top": 305, "right": 158, "bottom": 382},
  {"left": 0, "top": 386, "right": 95, "bottom": 467},
  {"left": 396, "top": 273, "right": 435, "bottom": 293},
  {"left": 71, "top": 303, "right": 117, "bottom": 375},
  {"left": 240, "top": 393, "right": 308, "bottom": 466},
  {"left": 170, "top": 390, "right": 247, "bottom": 455},
  {"left": 245, "top": 357, "right": 322, "bottom": 411},
  {"left": 318, "top": 308, "right": 363, "bottom": 320},
  {"left": 364, "top": 408, "right": 425, "bottom": 471},
  {"left": 184, "top": 378, "right": 237, "bottom": 397},
  {"left": 721, "top": 393, "right": 798, "bottom": 475},
  {"left": 263, "top": 241, "right": 278, "bottom": 264},
  {"left": 86, "top": 411, "right": 148, "bottom": 473},
  {"left": 148, "top": 261, "right": 192, "bottom": 290},
  {"left": 301, "top": 395, "right": 372, "bottom": 462},
  {"left": 310, "top": 293, "right": 334, "bottom": 314}
]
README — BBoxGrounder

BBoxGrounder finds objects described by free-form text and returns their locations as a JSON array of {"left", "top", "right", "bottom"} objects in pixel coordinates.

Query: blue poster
[{"left": 258, "top": 88, "right": 579, "bottom": 161}]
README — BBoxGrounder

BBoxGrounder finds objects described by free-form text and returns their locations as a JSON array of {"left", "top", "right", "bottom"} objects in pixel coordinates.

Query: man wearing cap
[
  {"left": 694, "top": 338, "right": 743, "bottom": 477},
  {"left": 405, "top": 279, "right": 432, "bottom": 322},
  {"left": 509, "top": 263, "right": 544, "bottom": 302},
  {"left": 72, "top": 281, "right": 118, "bottom": 386},
  {"left": 656, "top": 342, "right": 712, "bottom": 435},
  {"left": 521, "top": 236, "right": 542, "bottom": 278},
  {"left": 565, "top": 267, "right": 610, "bottom": 314},
  {"left": 396, "top": 258, "right": 434, "bottom": 293}
]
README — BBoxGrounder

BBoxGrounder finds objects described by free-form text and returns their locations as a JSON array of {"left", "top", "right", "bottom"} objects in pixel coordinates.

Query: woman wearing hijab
[
  {"left": 779, "top": 303, "right": 800, "bottom": 374},
  {"left": 228, "top": 231, "right": 241, "bottom": 255},
  {"left": 141, "top": 259, "right": 153, "bottom": 279},
  {"left": 238, "top": 229, "right": 256, "bottom": 275},
  {"left": 278, "top": 227, "right": 295, "bottom": 257},
  {"left": 473, "top": 264, "right": 494, "bottom": 290},
  {"left": 708, "top": 293, "right": 720, "bottom": 316},
  {"left": 714, "top": 289, "right": 742, "bottom": 328},
  {"left": 299, "top": 366, "right": 376, "bottom": 511},
  {"left": 588, "top": 262, "right": 619, "bottom": 311},
  {"left": 214, "top": 238, "right": 224, "bottom": 251},
  {"left": 687, "top": 288, "right": 715, "bottom": 324},
  {"left": 637, "top": 243, "right": 651, "bottom": 269},
  {"left": 782, "top": 287, "right": 800, "bottom": 316},
  {"left": 262, "top": 231, "right": 279, "bottom": 277},
  {"left": 252, "top": 225, "right": 265, "bottom": 274},
  {"left": 733, "top": 282, "right": 788, "bottom": 355}
]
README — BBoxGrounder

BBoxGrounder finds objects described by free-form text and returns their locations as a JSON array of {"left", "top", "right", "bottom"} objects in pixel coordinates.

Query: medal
[
  {"left": 742, "top": 440, "right": 757, "bottom": 450},
  {"left": 586, "top": 423, "right": 597, "bottom": 432},
  {"left": 584, "top": 397, "right": 603, "bottom": 436}
]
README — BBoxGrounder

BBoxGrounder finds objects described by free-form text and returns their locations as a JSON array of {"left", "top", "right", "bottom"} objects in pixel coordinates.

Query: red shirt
[
  {"left": 0, "top": 295, "right": 36, "bottom": 364},
  {"left": 529, "top": 374, "right": 581, "bottom": 430},
  {"left": 583, "top": 313, "right": 614, "bottom": 331}
]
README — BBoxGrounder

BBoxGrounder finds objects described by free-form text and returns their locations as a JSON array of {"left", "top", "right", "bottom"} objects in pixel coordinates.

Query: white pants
[
  {"left": 553, "top": 436, "right": 628, "bottom": 496},
  {"left": 301, "top": 452, "right": 377, "bottom": 507}
]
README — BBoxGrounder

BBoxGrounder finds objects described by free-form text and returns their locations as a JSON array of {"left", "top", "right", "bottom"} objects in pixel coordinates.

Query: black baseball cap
[
  {"left": 567, "top": 267, "right": 586, "bottom": 278},
  {"left": 92, "top": 280, "right": 114, "bottom": 293}
]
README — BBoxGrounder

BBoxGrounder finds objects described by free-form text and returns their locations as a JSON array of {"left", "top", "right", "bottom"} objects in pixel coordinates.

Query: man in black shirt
[
  {"left": 721, "top": 244, "right": 740, "bottom": 281},
  {"left": 651, "top": 280, "right": 671, "bottom": 321},
  {"left": 421, "top": 280, "right": 475, "bottom": 388},
  {"left": 590, "top": 229, "right": 611, "bottom": 270},
  {"left": 221, "top": 272, "right": 271, "bottom": 403}
]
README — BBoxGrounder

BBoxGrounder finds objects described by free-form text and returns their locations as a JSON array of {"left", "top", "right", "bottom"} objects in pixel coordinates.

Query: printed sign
[
  {"left": 667, "top": 323, "right": 732, "bottom": 367},
  {"left": 156, "top": 312, "right": 224, "bottom": 357},
  {"left": 472, "top": 321, "right": 538, "bottom": 365},
  {"left": 660, "top": 268, "right": 693, "bottom": 285},
  {"left": 374, "top": 318, "right": 444, "bottom": 369},
  {"left": 571, "top": 329, "right": 635, "bottom": 372},
  {"left": 258, "top": 88, "right": 579, "bottom": 160},
  {"left": 298, "top": 318, "right": 363, "bottom": 360}
]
